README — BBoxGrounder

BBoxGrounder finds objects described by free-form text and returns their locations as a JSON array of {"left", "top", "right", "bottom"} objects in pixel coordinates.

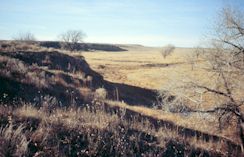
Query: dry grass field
[
  {"left": 83, "top": 45, "right": 243, "bottom": 105},
  {"left": 82, "top": 45, "right": 243, "bottom": 144},
  {"left": 82, "top": 45, "right": 189, "bottom": 90},
  {"left": 82, "top": 45, "right": 220, "bottom": 107}
]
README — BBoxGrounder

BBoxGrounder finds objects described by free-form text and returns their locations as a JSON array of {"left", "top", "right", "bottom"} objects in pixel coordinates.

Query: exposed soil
[{"left": 141, "top": 62, "right": 184, "bottom": 68}]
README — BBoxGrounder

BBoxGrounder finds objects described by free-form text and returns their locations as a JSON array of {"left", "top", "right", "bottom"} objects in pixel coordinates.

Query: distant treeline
[{"left": 39, "top": 41, "right": 127, "bottom": 52}]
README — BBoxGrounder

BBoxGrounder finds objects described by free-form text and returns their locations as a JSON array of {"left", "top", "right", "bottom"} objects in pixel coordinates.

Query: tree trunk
[{"left": 238, "top": 117, "right": 244, "bottom": 152}]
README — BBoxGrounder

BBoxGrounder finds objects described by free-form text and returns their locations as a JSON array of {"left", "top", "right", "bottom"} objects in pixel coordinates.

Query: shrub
[
  {"left": 13, "top": 32, "right": 36, "bottom": 42},
  {"left": 94, "top": 88, "right": 107, "bottom": 100},
  {"left": 161, "top": 44, "right": 175, "bottom": 58},
  {"left": 0, "top": 124, "right": 29, "bottom": 157}
]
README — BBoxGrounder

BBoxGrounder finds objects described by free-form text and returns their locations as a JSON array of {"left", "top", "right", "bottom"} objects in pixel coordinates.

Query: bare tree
[
  {"left": 13, "top": 32, "right": 36, "bottom": 42},
  {"left": 161, "top": 44, "right": 175, "bottom": 58},
  {"left": 185, "top": 48, "right": 204, "bottom": 71},
  {"left": 59, "top": 30, "right": 86, "bottom": 51},
  {"left": 185, "top": 53, "right": 196, "bottom": 70},
  {"left": 159, "top": 7, "right": 244, "bottom": 148}
]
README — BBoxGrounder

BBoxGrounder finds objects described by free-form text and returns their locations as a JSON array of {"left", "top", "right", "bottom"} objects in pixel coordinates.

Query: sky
[{"left": 0, "top": 0, "right": 244, "bottom": 47}]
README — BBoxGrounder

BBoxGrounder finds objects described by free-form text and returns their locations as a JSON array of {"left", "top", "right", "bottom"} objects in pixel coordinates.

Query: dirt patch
[
  {"left": 141, "top": 62, "right": 184, "bottom": 68},
  {"left": 92, "top": 58, "right": 151, "bottom": 63}
]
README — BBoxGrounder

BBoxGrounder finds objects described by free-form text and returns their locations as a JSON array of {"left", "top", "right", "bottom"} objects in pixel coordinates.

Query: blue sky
[{"left": 0, "top": 0, "right": 244, "bottom": 47}]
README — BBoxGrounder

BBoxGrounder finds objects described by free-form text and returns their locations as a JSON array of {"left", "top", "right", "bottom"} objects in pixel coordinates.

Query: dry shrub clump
[
  {"left": 0, "top": 56, "right": 48, "bottom": 88},
  {"left": 94, "top": 87, "right": 107, "bottom": 101},
  {"left": 0, "top": 101, "right": 240, "bottom": 156},
  {"left": 0, "top": 41, "right": 41, "bottom": 52},
  {"left": 0, "top": 124, "right": 29, "bottom": 157}
]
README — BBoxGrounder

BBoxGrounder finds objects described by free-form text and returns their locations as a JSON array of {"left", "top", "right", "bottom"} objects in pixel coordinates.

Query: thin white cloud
[
  {"left": 86, "top": 34, "right": 199, "bottom": 47},
  {"left": 17, "top": 24, "right": 47, "bottom": 30}
]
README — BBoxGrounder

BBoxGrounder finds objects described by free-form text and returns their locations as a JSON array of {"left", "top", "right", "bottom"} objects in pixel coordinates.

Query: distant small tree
[
  {"left": 185, "top": 53, "right": 196, "bottom": 71},
  {"left": 13, "top": 32, "right": 36, "bottom": 42},
  {"left": 59, "top": 30, "right": 86, "bottom": 51},
  {"left": 185, "top": 49, "right": 204, "bottom": 71},
  {"left": 161, "top": 44, "right": 175, "bottom": 58}
]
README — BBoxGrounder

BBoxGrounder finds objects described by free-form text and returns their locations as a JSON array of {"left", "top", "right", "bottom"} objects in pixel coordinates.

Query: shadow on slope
[
  {"left": 0, "top": 50, "right": 157, "bottom": 107},
  {"left": 104, "top": 81, "right": 157, "bottom": 107}
]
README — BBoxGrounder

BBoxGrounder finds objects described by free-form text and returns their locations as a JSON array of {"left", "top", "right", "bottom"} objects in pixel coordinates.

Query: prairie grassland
[
  {"left": 82, "top": 45, "right": 243, "bottom": 145},
  {"left": 82, "top": 45, "right": 243, "bottom": 109},
  {"left": 82, "top": 45, "right": 207, "bottom": 101},
  {"left": 82, "top": 45, "right": 193, "bottom": 90}
]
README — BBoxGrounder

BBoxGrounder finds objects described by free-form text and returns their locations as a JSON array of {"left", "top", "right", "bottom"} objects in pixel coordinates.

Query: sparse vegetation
[{"left": 13, "top": 32, "right": 36, "bottom": 42}]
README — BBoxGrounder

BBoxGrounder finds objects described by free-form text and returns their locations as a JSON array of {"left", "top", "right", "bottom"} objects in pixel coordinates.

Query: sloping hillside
[
  {"left": 0, "top": 41, "right": 156, "bottom": 107},
  {"left": 0, "top": 51, "right": 100, "bottom": 106}
]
